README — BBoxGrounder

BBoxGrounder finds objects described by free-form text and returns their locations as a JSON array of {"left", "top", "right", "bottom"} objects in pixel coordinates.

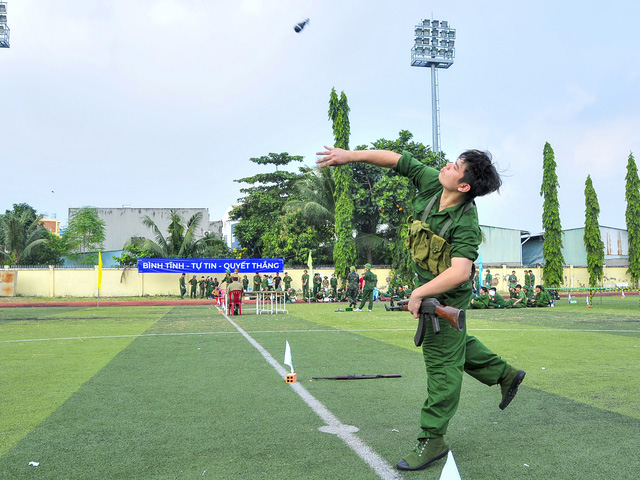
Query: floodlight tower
[
  {"left": 411, "top": 19, "right": 456, "bottom": 154},
  {"left": 0, "top": 2, "right": 9, "bottom": 48}
]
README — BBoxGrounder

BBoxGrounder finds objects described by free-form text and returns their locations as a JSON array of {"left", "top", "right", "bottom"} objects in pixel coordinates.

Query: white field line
[
  {"left": 221, "top": 310, "right": 404, "bottom": 480},
  {"left": 2, "top": 327, "right": 638, "bottom": 344}
]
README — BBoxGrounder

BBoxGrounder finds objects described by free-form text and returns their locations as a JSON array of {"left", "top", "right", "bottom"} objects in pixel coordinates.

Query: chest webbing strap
[{"left": 420, "top": 194, "right": 474, "bottom": 238}]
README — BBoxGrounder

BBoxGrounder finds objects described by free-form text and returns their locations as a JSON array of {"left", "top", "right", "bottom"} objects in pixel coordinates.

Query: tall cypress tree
[
  {"left": 625, "top": 152, "right": 640, "bottom": 283},
  {"left": 540, "top": 142, "right": 565, "bottom": 286},
  {"left": 329, "top": 88, "right": 356, "bottom": 283},
  {"left": 583, "top": 175, "right": 604, "bottom": 287}
]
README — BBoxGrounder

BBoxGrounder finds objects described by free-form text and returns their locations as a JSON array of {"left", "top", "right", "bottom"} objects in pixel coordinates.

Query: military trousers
[
  {"left": 418, "top": 318, "right": 511, "bottom": 439},
  {"left": 358, "top": 287, "right": 374, "bottom": 310}
]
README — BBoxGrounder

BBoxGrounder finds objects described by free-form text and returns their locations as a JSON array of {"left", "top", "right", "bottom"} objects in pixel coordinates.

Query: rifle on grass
[
  {"left": 396, "top": 298, "right": 465, "bottom": 346},
  {"left": 312, "top": 374, "right": 402, "bottom": 380}
]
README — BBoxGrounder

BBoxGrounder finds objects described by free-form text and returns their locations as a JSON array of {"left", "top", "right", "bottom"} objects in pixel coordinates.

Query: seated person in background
[
  {"left": 531, "top": 285, "right": 551, "bottom": 307},
  {"left": 488, "top": 287, "right": 511, "bottom": 309},
  {"left": 511, "top": 284, "right": 527, "bottom": 308},
  {"left": 469, "top": 287, "right": 490, "bottom": 309}
]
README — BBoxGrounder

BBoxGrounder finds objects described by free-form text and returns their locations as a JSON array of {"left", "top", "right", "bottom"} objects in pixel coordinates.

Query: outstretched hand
[{"left": 316, "top": 146, "right": 351, "bottom": 168}]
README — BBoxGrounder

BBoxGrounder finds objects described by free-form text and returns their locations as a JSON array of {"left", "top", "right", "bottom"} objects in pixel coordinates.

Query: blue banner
[{"left": 137, "top": 258, "right": 285, "bottom": 274}]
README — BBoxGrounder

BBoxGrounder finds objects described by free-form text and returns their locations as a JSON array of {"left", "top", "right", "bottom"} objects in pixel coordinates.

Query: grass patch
[
  {"left": 0, "top": 303, "right": 638, "bottom": 479},
  {"left": 0, "top": 306, "right": 170, "bottom": 456}
]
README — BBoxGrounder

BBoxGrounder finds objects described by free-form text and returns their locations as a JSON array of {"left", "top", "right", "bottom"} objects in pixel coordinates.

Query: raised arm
[{"left": 316, "top": 146, "right": 401, "bottom": 169}]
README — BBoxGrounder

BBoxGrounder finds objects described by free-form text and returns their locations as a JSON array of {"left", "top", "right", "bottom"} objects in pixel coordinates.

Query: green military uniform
[
  {"left": 532, "top": 288, "right": 551, "bottom": 307},
  {"left": 189, "top": 275, "right": 198, "bottom": 299},
  {"left": 301, "top": 271, "right": 309, "bottom": 299},
  {"left": 529, "top": 272, "right": 535, "bottom": 289},
  {"left": 508, "top": 273, "right": 517, "bottom": 289},
  {"left": 198, "top": 277, "right": 206, "bottom": 298},
  {"left": 524, "top": 272, "right": 530, "bottom": 288},
  {"left": 179, "top": 274, "right": 186, "bottom": 299},
  {"left": 469, "top": 292, "right": 490, "bottom": 309},
  {"left": 473, "top": 272, "right": 480, "bottom": 293},
  {"left": 357, "top": 266, "right": 376, "bottom": 311},
  {"left": 485, "top": 271, "right": 493, "bottom": 287},
  {"left": 242, "top": 276, "right": 249, "bottom": 291},
  {"left": 253, "top": 274, "right": 261, "bottom": 292},
  {"left": 396, "top": 151, "right": 514, "bottom": 441},
  {"left": 283, "top": 274, "right": 292, "bottom": 290},
  {"left": 347, "top": 268, "right": 359, "bottom": 308},
  {"left": 330, "top": 275, "right": 338, "bottom": 291},
  {"left": 261, "top": 276, "right": 269, "bottom": 291},
  {"left": 511, "top": 289, "right": 527, "bottom": 308},
  {"left": 313, "top": 274, "right": 322, "bottom": 297},
  {"left": 488, "top": 291, "right": 511, "bottom": 309}
]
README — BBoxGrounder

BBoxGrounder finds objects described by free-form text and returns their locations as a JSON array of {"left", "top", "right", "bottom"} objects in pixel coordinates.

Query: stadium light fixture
[
  {"left": 0, "top": 2, "right": 9, "bottom": 48},
  {"left": 411, "top": 18, "right": 456, "bottom": 154}
]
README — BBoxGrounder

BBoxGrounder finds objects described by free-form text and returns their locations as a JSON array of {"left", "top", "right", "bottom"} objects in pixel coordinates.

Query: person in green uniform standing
[
  {"left": 330, "top": 273, "right": 338, "bottom": 292},
  {"left": 355, "top": 264, "right": 376, "bottom": 311},
  {"left": 242, "top": 275, "right": 249, "bottom": 291},
  {"left": 198, "top": 276, "right": 206, "bottom": 298},
  {"left": 283, "top": 272, "right": 292, "bottom": 290},
  {"left": 317, "top": 145, "right": 526, "bottom": 472},
  {"left": 252, "top": 273, "right": 261, "bottom": 292},
  {"left": 473, "top": 267, "right": 480, "bottom": 294},
  {"left": 301, "top": 269, "right": 309, "bottom": 300},
  {"left": 528, "top": 270, "right": 536, "bottom": 290},
  {"left": 189, "top": 275, "right": 198, "bottom": 299},
  {"left": 179, "top": 273, "right": 187, "bottom": 299},
  {"left": 508, "top": 270, "right": 518, "bottom": 289},
  {"left": 346, "top": 266, "right": 359, "bottom": 308},
  {"left": 261, "top": 274, "right": 269, "bottom": 291},
  {"left": 524, "top": 271, "right": 530, "bottom": 289},
  {"left": 484, "top": 269, "right": 493, "bottom": 288}
]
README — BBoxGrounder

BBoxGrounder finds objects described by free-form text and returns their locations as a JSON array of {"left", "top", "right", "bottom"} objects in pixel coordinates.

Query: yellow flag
[{"left": 98, "top": 251, "right": 103, "bottom": 291}]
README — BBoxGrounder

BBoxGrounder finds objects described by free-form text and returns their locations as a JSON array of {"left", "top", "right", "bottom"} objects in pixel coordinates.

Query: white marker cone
[
  {"left": 284, "top": 340, "right": 294, "bottom": 373},
  {"left": 439, "top": 450, "right": 461, "bottom": 480}
]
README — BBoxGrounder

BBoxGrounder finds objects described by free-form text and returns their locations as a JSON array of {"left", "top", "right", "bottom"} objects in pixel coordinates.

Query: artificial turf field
[{"left": 0, "top": 299, "right": 639, "bottom": 479}]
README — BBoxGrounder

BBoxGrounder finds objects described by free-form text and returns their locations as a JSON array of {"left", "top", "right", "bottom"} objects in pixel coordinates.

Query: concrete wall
[
  {"left": 6, "top": 266, "right": 394, "bottom": 298},
  {"left": 68, "top": 207, "right": 223, "bottom": 251},
  {"left": 3, "top": 265, "right": 634, "bottom": 298}
]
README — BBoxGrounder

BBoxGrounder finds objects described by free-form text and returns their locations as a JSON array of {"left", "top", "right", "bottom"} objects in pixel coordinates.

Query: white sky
[{"left": 2, "top": 0, "right": 639, "bottom": 233}]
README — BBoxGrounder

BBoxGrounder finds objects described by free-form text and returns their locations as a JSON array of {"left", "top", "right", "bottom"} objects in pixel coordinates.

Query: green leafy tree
[
  {"left": 65, "top": 207, "right": 106, "bottom": 264},
  {"left": 0, "top": 203, "right": 50, "bottom": 265},
  {"left": 262, "top": 210, "right": 332, "bottom": 265},
  {"left": 329, "top": 88, "right": 356, "bottom": 282},
  {"left": 583, "top": 175, "right": 604, "bottom": 287},
  {"left": 625, "top": 152, "right": 640, "bottom": 283},
  {"left": 355, "top": 131, "right": 443, "bottom": 283},
  {"left": 231, "top": 153, "right": 303, "bottom": 258},
  {"left": 113, "top": 237, "right": 157, "bottom": 267},
  {"left": 540, "top": 142, "right": 565, "bottom": 286}
]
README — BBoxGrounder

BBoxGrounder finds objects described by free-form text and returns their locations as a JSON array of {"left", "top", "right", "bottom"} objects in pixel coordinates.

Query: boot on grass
[{"left": 396, "top": 436, "right": 449, "bottom": 471}]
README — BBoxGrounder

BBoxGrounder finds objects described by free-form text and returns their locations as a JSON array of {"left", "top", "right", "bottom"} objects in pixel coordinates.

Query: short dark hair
[{"left": 458, "top": 149, "right": 502, "bottom": 199}]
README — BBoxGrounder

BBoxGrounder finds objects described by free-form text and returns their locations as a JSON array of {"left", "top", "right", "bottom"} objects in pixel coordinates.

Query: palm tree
[
  {"left": 0, "top": 210, "right": 49, "bottom": 265},
  {"left": 140, "top": 210, "right": 215, "bottom": 258},
  {"left": 284, "top": 167, "right": 335, "bottom": 227}
]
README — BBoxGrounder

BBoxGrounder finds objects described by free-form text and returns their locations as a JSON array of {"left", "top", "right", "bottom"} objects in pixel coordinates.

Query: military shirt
[{"left": 395, "top": 151, "right": 481, "bottom": 309}]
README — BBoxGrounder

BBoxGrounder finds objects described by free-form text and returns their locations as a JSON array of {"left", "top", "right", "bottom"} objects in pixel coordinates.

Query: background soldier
[
  {"left": 179, "top": 273, "right": 186, "bottom": 299},
  {"left": 301, "top": 269, "right": 309, "bottom": 299},
  {"left": 189, "top": 275, "right": 198, "bottom": 299},
  {"left": 347, "top": 266, "right": 359, "bottom": 308}
]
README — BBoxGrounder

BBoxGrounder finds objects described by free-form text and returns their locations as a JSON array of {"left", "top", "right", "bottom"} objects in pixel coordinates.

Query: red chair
[{"left": 227, "top": 290, "right": 243, "bottom": 316}]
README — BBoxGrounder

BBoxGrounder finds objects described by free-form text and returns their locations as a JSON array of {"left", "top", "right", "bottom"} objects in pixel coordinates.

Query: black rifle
[{"left": 312, "top": 374, "right": 402, "bottom": 380}]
